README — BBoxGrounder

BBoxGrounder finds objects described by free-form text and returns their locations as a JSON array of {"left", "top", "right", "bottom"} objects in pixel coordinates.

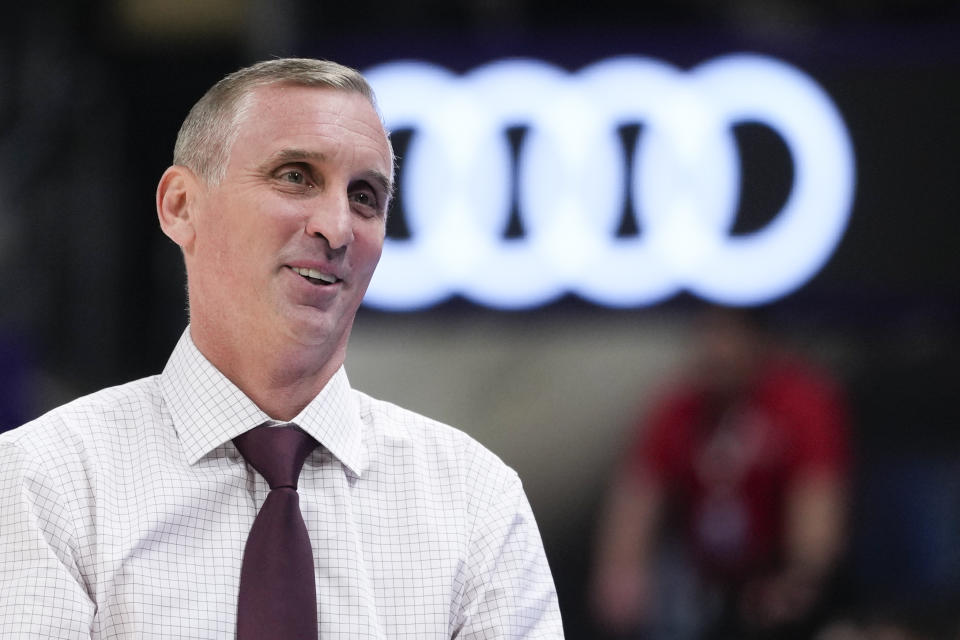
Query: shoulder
[
  {"left": 353, "top": 389, "right": 520, "bottom": 495},
  {"left": 759, "top": 354, "right": 846, "bottom": 407},
  {"left": 639, "top": 378, "right": 704, "bottom": 437},
  {"left": 0, "top": 375, "right": 164, "bottom": 471}
]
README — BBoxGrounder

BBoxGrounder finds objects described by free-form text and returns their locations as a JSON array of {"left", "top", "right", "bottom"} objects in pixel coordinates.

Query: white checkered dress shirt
[{"left": 0, "top": 329, "right": 563, "bottom": 638}]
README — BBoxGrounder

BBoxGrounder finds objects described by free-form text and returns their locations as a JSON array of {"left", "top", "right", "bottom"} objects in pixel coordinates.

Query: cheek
[
  {"left": 223, "top": 200, "right": 294, "bottom": 253},
  {"left": 353, "top": 225, "right": 385, "bottom": 274},
  {"left": 350, "top": 212, "right": 385, "bottom": 244}
]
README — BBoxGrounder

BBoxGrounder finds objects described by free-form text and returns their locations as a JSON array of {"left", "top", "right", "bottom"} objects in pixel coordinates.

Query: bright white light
[{"left": 363, "top": 55, "right": 855, "bottom": 310}]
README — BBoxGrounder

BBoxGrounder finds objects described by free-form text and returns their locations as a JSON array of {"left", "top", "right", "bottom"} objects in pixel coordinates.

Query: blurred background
[{"left": 0, "top": 1, "right": 958, "bottom": 637}]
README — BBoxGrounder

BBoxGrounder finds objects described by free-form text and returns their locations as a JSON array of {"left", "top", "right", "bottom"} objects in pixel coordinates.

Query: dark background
[{"left": 1, "top": 1, "right": 959, "bottom": 636}]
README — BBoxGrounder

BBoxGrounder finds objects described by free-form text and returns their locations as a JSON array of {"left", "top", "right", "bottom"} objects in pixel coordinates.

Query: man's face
[{"left": 186, "top": 84, "right": 393, "bottom": 356}]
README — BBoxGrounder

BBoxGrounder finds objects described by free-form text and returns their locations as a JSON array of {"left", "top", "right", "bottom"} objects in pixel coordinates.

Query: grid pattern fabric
[{"left": 0, "top": 329, "right": 563, "bottom": 638}]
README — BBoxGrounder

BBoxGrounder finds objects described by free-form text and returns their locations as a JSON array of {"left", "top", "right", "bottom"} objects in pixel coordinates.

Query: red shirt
[{"left": 628, "top": 356, "right": 850, "bottom": 582}]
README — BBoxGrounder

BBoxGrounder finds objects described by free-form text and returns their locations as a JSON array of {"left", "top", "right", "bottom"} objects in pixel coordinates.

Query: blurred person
[
  {"left": 0, "top": 58, "right": 562, "bottom": 638},
  {"left": 590, "top": 306, "right": 850, "bottom": 639}
]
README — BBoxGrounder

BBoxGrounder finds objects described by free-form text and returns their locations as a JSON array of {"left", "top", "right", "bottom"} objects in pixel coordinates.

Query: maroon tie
[{"left": 233, "top": 425, "right": 319, "bottom": 640}]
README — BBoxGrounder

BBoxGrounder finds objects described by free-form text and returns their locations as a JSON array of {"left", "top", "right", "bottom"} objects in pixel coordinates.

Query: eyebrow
[
  {"left": 261, "top": 147, "right": 394, "bottom": 203},
  {"left": 259, "top": 147, "right": 327, "bottom": 172}
]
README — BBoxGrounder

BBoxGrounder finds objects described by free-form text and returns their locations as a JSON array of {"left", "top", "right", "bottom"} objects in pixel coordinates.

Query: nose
[{"left": 305, "top": 193, "right": 354, "bottom": 252}]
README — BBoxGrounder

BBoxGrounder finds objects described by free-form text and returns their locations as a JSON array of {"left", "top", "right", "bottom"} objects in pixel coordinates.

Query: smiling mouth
[{"left": 291, "top": 266, "right": 339, "bottom": 286}]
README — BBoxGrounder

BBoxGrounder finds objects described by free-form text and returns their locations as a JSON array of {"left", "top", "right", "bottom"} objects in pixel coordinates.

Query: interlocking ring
[{"left": 363, "top": 54, "right": 855, "bottom": 310}]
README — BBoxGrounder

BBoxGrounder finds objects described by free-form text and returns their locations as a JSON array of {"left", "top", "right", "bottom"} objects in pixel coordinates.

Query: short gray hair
[{"left": 173, "top": 58, "right": 388, "bottom": 185}]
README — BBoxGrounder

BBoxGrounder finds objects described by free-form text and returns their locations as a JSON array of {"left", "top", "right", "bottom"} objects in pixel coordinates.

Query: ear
[{"left": 156, "top": 165, "right": 203, "bottom": 254}]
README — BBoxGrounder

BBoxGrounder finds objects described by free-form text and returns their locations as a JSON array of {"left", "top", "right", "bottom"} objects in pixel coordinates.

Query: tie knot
[{"left": 233, "top": 425, "right": 318, "bottom": 490}]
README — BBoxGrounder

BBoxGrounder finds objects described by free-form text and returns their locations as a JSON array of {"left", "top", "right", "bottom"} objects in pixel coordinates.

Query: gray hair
[{"left": 173, "top": 58, "right": 389, "bottom": 185}]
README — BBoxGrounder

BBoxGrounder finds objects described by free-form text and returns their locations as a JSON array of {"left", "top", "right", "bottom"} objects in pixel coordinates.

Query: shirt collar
[{"left": 159, "top": 327, "right": 367, "bottom": 476}]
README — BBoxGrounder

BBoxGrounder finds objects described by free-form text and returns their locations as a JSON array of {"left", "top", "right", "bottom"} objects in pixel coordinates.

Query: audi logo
[{"left": 363, "top": 54, "right": 855, "bottom": 310}]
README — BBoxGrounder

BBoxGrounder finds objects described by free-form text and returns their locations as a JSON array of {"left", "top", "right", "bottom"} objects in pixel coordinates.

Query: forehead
[{"left": 228, "top": 83, "right": 392, "bottom": 175}]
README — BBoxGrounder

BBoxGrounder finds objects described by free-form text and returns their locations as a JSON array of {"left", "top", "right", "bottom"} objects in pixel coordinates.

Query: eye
[
  {"left": 272, "top": 163, "right": 317, "bottom": 192},
  {"left": 348, "top": 183, "right": 382, "bottom": 215},
  {"left": 350, "top": 191, "right": 372, "bottom": 206},
  {"left": 280, "top": 169, "right": 305, "bottom": 184}
]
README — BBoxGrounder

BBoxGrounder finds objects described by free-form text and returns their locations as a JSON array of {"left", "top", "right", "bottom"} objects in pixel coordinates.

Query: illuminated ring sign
[{"left": 363, "top": 54, "right": 855, "bottom": 310}]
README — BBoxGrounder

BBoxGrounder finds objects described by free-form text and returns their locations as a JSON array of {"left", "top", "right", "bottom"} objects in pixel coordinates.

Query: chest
[{"left": 86, "top": 455, "right": 465, "bottom": 638}]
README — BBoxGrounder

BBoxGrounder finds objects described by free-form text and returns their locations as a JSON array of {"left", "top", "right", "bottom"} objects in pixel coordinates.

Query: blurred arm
[
  {"left": 740, "top": 468, "right": 848, "bottom": 629},
  {"left": 589, "top": 468, "right": 664, "bottom": 633},
  {"left": 785, "top": 468, "right": 847, "bottom": 582}
]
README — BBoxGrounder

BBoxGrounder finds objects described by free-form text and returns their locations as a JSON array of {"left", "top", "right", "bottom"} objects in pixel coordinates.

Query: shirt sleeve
[
  {"left": 454, "top": 472, "right": 564, "bottom": 639},
  {"left": 0, "top": 437, "right": 95, "bottom": 638}
]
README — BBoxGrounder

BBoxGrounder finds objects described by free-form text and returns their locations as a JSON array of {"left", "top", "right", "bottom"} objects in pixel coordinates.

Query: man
[
  {"left": 0, "top": 58, "right": 563, "bottom": 638},
  {"left": 590, "top": 306, "right": 849, "bottom": 639}
]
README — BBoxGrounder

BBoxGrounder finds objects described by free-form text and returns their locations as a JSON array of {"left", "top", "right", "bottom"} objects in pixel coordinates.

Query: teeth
[{"left": 292, "top": 267, "right": 337, "bottom": 284}]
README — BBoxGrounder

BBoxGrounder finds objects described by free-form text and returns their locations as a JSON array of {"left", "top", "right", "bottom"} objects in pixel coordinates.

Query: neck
[{"left": 189, "top": 321, "right": 347, "bottom": 421}]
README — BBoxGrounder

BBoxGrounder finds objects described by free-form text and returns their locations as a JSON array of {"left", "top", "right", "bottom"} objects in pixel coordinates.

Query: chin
[{"left": 287, "top": 314, "right": 349, "bottom": 350}]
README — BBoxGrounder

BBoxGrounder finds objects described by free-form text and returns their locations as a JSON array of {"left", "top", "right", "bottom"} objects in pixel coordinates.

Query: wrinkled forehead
[{"left": 234, "top": 82, "right": 394, "bottom": 176}]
